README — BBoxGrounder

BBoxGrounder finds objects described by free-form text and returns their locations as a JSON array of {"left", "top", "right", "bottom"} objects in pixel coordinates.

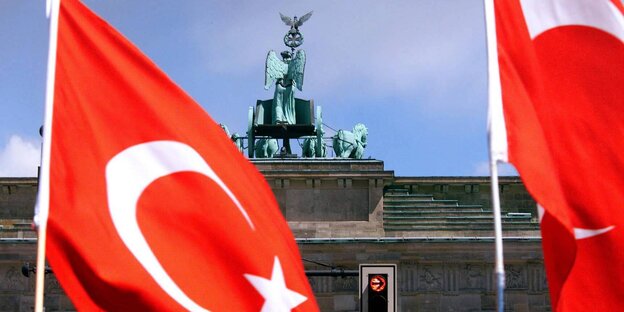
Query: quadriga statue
[
  {"left": 332, "top": 123, "right": 368, "bottom": 159},
  {"left": 255, "top": 138, "right": 279, "bottom": 158},
  {"left": 231, "top": 133, "right": 244, "bottom": 153},
  {"left": 220, "top": 123, "right": 244, "bottom": 153},
  {"left": 302, "top": 137, "right": 326, "bottom": 158}
]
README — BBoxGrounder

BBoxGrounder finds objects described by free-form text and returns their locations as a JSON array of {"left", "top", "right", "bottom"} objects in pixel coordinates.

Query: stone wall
[
  {"left": 0, "top": 178, "right": 37, "bottom": 219},
  {"left": 392, "top": 177, "right": 537, "bottom": 215},
  {"left": 0, "top": 163, "right": 548, "bottom": 312},
  {"left": 301, "top": 238, "right": 549, "bottom": 312},
  {"left": 0, "top": 242, "right": 74, "bottom": 312},
  {"left": 254, "top": 159, "right": 394, "bottom": 238}
]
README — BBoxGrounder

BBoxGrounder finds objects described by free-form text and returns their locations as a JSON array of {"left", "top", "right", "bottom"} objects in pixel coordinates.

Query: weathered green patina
[
  {"left": 332, "top": 123, "right": 368, "bottom": 159},
  {"left": 255, "top": 138, "right": 279, "bottom": 158},
  {"left": 248, "top": 11, "right": 370, "bottom": 159},
  {"left": 265, "top": 51, "right": 306, "bottom": 124},
  {"left": 302, "top": 137, "right": 326, "bottom": 158},
  {"left": 231, "top": 133, "right": 244, "bottom": 153},
  {"left": 264, "top": 12, "right": 312, "bottom": 125},
  {"left": 221, "top": 124, "right": 244, "bottom": 153},
  {"left": 280, "top": 12, "right": 312, "bottom": 52},
  {"left": 247, "top": 12, "right": 326, "bottom": 158}
]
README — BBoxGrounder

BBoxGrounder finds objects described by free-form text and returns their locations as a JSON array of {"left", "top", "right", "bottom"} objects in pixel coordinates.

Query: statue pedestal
[{"left": 252, "top": 158, "right": 394, "bottom": 238}]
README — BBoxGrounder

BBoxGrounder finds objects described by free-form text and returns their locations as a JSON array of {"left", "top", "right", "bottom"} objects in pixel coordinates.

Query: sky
[{"left": 0, "top": 0, "right": 519, "bottom": 177}]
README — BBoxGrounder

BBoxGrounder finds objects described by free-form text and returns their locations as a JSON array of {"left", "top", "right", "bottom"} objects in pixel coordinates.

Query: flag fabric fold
[
  {"left": 37, "top": 0, "right": 318, "bottom": 310},
  {"left": 489, "top": 0, "right": 624, "bottom": 310}
]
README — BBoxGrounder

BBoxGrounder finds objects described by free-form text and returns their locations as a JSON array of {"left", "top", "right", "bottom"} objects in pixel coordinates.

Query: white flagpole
[
  {"left": 489, "top": 160, "right": 506, "bottom": 312},
  {"left": 35, "top": 0, "right": 61, "bottom": 311},
  {"left": 484, "top": 1, "right": 507, "bottom": 312}
]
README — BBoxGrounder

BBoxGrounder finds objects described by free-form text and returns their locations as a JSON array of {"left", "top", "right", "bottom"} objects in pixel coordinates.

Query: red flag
[
  {"left": 37, "top": 0, "right": 318, "bottom": 310},
  {"left": 490, "top": 0, "right": 624, "bottom": 310}
]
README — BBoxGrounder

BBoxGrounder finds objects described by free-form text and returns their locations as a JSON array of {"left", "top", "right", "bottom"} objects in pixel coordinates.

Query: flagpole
[
  {"left": 35, "top": 0, "right": 61, "bottom": 311},
  {"left": 483, "top": 1, "right": 507, "bottom": 312},
  {"left": 489, "top": 160, "right": 506, "bottom": 312}
]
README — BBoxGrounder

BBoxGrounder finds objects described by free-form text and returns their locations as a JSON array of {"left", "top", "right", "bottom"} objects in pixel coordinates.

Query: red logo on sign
[{"left": 369, "top": 275, "right": 387, "bottom": 292}]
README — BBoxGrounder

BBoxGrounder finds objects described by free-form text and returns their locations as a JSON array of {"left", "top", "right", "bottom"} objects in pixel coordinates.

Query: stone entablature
[
  {"left": 253, "top": 159, "right": 394, "bottom": 238},
  {"left": 253, "top": 160, "right": 539, "bottom": 239},
  {"left": 0, "top": 162, "right": 547, "bottom": 311},
  {"left": 0, "top": 178, "right": 37, "bottom": 220},
  {"left": 392, "top": 176, "right": 537, "bottom": 215},
  {"left": 300, "top": 237, "right": 549, "bottom": 312}
]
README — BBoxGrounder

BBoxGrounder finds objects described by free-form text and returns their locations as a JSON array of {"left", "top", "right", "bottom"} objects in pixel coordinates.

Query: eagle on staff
[
  {"left": 280, "top": 11, "right": 313, "bottom": 31},
  {"left": 279, "top": 11, "right": 313, "bottom": 51}
]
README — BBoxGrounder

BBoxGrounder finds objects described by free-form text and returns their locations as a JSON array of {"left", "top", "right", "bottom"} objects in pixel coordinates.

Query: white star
[{"left": 244, "top": 256, "right": 308, "bottom": 312}]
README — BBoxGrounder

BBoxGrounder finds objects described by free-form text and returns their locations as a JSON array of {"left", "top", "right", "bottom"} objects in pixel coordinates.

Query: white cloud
[
  {"left": 186, "top": 0, "right": 486, "bottom": 102},
  {"left": 0, "top": 135, "right": 41, "bottom": 177},
  {"left": 472, "top": 161, "right": 518, "bottom": 176}
]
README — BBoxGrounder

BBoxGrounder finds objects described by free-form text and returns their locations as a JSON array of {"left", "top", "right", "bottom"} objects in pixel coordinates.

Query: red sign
[{"left": 369, "top": 275, "right": 387, "bottom": 292}]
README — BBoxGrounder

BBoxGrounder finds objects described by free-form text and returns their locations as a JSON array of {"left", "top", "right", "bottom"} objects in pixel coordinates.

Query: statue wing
[
  {"left": 296, "top": 11, "right": 313, "bottom": 27},
  {"left": 279, "top": 13, "right": 293, "bottom": 26},
  {"left": 288, "top": 50, "right": 306, "bottom": 91},
  {"left": 265, "top": 50, "right": 288, "bottom": 90}
]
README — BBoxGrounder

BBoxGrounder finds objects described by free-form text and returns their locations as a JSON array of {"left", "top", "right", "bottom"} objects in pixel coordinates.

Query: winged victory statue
[
  {"left": 264, "top": 12, "right": 311, "bottom": 125},
  {"left": 265, "top": 50, "right": 305, "bottom": 124}
]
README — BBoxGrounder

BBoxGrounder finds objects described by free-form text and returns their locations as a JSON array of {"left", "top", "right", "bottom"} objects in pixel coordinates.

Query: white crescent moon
[
  {"left": 574, "top": 226, "right": 615, "bottom": 240},
  {"left": 538, "top": 203, "right": 615, "bottom": 240},
  {"left": 520, "top": 0, "right": 624, "bottom": 42},
  {"left": 105, "top": 141, "right": 254, "bottom": 311}
]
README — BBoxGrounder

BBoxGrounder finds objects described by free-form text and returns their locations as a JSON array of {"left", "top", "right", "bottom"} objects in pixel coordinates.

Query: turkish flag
[
  {"left": 37, "top": 0, "right": 318, "bottom": 311},
  {"left": 491, "top": 0, "right": 624, "bottom": 310}
]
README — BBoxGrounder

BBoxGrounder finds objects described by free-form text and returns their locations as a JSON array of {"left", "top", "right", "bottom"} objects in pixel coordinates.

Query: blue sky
[{"left": 0, "top": 0, "right": 518, "bottom": 177}]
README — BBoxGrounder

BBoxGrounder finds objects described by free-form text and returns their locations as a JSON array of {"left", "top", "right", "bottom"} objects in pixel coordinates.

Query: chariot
[{"left": 247, "top": 98, "right": 323, "bottom": 158}]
